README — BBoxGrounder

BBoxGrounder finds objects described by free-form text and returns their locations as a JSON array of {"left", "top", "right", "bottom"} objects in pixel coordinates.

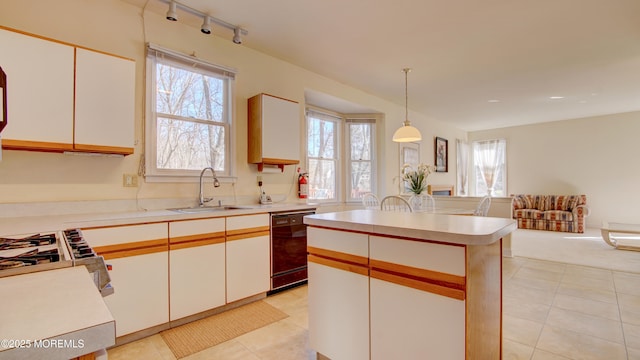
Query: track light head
[
  {"left": 201, "top": 16, "right": 212, "bottom": 34},
  {"left": 166, "top": 1, "right": 178, "bottom": 21},
  {"left": 233, "top": 27, "right": 242, "bottom": 44}
]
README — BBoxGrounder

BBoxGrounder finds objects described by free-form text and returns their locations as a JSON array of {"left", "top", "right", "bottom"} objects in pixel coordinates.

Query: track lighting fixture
[
  {"left": 166, "top": 0, "right": 178, "bottom": 21},
  {"left": 233, "top": 28, "right": 242, "bottom": 44},
  {"left": 161, "top": 0, "right": 248, "bottom": 44},
  {"left": 201, "top": 16, "right": 212, "bottom": 34}
]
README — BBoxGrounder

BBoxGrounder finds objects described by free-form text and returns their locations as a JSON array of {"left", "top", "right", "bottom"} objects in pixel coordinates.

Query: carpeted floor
[
  {"left": 511, "top": 228, "right": 640, "bottom": 273},
  {"left": 160, "top": 300, "right": 289, "bottom": 359}
]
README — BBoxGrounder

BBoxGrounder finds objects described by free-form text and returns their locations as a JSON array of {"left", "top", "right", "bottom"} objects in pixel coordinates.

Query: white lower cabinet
[
  {"left": 82, "top": 223, "right": 169, "bottom": 337},
  {"left": 307, "top": 227, "right": 370, "bottom": 360},
  {"left": 104, "top": 252, "right": 169, "bottom": 336},
  {"left": 370, "top": 279, "right": 465, "bottom": 359},
  {"left": 225, "top": 214, "right": 271, "bottom": 302},
  {"left": 308, "top": 262, "right": 369, "bottom": 360},
  {"left": 169, "top": 218, "right": 226, "bottom": 321}
]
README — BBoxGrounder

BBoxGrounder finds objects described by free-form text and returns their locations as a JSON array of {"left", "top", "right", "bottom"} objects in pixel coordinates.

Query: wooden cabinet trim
[
  {"left": 307, "top": 246, "right": 369, "bottom": 267},
  {"left": 370, "top": 258, "right": 466, "bottom": 288},
  {"left": 226, "top": 230, "right": 270, "bottom": 242},
  {"left": 94, "top": 238, "right": 167, "bottom": 260},
  {"left": 169, "top": 232, "right": 225, "bottom": 244},
  {"left": 1, "top": 139, "right": 74, "bottom": 152},
  {"left": 370, "top": 269, "right": 465, "bottom": 301},
  {"left": 260, "top": 93, "right": 299, "bottom": 104},
  {"left": 308, "top": 254, "right": 369, "bottom": 277},
  {"left": 226, "top": 226, "right": 270, "bottom": 237},
  {"left": 259, "top": 158, "right": 300, "bottom": 165},
  {"left": 169, "top": 237, "right": 224, "bottom": 251},
  {"left": 73, "top": 143, "right": 134, "bottom": 155}
]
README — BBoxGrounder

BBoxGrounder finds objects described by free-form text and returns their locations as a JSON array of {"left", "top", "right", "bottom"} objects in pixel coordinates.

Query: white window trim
[{"left": 144, "top": 43, "right": 237, "bottom": 183}]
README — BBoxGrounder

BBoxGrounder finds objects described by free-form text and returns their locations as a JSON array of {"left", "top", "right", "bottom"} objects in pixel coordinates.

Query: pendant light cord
[{"left": 403, "top": 68, "right": 411, "bottom": 125}]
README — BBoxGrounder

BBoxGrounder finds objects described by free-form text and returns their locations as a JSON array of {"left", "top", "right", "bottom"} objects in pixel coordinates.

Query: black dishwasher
[{"left": 270, "top": 210, "right": 315, "bottom": 292}]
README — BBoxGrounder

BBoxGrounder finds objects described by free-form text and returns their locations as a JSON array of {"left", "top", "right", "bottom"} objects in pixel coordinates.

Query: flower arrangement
[{"left": 401, "top": 163, "right": 435, "bottom": 195}]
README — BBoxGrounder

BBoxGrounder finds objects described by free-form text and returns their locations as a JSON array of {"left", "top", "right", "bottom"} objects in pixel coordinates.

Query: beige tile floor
[{"left": 108, "top": 257, "right": 640, "bottom": 360}]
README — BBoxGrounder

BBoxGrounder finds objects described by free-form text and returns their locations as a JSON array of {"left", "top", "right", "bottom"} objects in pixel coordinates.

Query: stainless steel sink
[{"left": 168, "top": 206, "right": 251, "bottom": 213}]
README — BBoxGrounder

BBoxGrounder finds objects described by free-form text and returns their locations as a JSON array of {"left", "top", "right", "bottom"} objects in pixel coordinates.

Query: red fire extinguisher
[{"left": 298, "top": 171, "right": 308, "bottom": 199}]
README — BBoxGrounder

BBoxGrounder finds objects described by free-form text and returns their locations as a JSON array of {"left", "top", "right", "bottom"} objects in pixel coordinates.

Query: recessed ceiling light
[
  {"left": 549, "top": 96, "right": 564, "bottom": 100},
  {"left": 488, "top": 99, "right": 500, "bottom": 103}
]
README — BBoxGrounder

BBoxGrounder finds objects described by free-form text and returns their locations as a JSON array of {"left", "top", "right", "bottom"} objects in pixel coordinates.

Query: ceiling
[{"left": 124, "top": 0, "right": 640, "bottom": 131}]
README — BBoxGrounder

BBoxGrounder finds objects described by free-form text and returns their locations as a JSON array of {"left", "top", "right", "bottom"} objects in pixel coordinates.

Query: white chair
[
  {"left": 380, "top": 196, "right": 413, "bottom": 212},
  {"left": 474, "top": 195, "right": 492, "bottom": 216},
  {"left": 361, "top": 193, "right": 380, "bottom": 209},
  {"left": 409, "top": 194, "right": 436, "bottom": 212}
]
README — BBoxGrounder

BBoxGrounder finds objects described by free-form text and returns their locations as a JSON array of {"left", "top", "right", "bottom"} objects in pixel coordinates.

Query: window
[
  {"left": 145, "top": 44, "right": 235, "bottom": 180},
  {"left": 472, "top": 139, "right": 507, "bottom": 196},
  {"left": 346, "top": 119, "right": 375, "bottom": 201},
  {"left": 307, "top": 110, "right": 338, "bottom": 201},
  {"left": 306, "top": 108, "right": 376, "bottom": 202}
]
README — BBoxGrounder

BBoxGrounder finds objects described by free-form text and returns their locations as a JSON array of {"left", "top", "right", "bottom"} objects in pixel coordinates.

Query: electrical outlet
[{"left": 123, "top": 174, "right": 138, "bottom": 187}]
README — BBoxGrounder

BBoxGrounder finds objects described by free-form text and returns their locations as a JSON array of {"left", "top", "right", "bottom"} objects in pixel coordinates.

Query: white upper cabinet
[
  {"left": 0, "top": 28, "right": 75, "bottom": 149},
  {"left": 0, "top": 27, "right": 135, "bottom": 155},
  {"left": 248, "top": 93, "right": 300, "bottom": 171},
  {"left": 75, "top": 48, "right": 135, "bottom": 153}
]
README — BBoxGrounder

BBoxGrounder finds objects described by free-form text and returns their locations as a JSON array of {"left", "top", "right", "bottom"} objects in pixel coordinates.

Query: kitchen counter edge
[
  {"left": 303, "top": 209, "right": 517, "bottom": 246},
  {"left": 0, "top": 204, "right": 318, "bottom": 235}
]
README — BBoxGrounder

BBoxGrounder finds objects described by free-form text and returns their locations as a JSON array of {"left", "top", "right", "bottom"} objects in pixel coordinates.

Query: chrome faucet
[{"left": 199, "top": 167, "right": 221, "bottom": 207}]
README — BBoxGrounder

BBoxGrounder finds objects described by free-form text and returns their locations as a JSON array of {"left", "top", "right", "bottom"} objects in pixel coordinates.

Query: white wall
[
  {"left": 0, "top": 0, "right": 464, "bottom": 208},
  {"left": 469, "top": 111, "right": 640, "bottom": 228}
]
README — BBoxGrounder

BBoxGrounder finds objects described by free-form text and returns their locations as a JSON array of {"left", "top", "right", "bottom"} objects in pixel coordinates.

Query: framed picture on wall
[
  {"left": 435, "top": 137, "right": 448, "bottom": 172},
  {"left": 399, "top": 142, "right": 420, "bottom": 194}
]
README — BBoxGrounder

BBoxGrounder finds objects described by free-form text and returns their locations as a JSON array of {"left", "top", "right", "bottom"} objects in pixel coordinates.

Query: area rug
[
  {"left": 160, "top": 300, "right": 289, "bottom": 359},
  {"left": 511, "top": 228, "right": 640, "bottom": 273}
]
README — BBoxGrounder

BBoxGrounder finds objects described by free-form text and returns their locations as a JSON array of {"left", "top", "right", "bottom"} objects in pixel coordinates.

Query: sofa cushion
[
  {"left": 517, "top": 218, "right": 546, "bottom": 231},
  {"left": 546, "top": 195, "right": 580, "bottom": 211},
  {"left": 542, "top": 210, "right": 573, "bottom": 221},
  {"left": 512, "top": 194, "right": 529, "bottom": 210},
  {"left": 514, "top": 209, "right": 544, "bottom": 220},
  {"left": 529, "top": 195, "right": 547, "bottom": 211}
]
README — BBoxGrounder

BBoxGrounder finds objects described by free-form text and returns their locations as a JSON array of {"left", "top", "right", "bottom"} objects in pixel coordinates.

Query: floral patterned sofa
[{"left": 511, "top": 194, "right": 590, "bottom": 233}]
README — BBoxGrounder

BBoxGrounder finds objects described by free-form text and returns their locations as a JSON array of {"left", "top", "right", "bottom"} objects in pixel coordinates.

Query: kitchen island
[{"left": 304, "top": 210, "right": 517, "bottom": 360}]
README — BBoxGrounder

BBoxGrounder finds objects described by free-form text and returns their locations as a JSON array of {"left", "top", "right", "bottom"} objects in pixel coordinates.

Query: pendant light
[{"left": 392, "top": 68, "right": 422, "bottom": 143}]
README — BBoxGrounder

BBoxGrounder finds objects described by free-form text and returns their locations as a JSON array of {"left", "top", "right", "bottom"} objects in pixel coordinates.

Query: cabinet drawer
[
  {"left": 82, "top": 223, "right": 167, "bottom": 247},
  {"left": 82, "top": 223, "right": 168, "bottom": 259},
  {"left": 226, "top": 213, "right": 269, "bottom": 233},
  {"left": 369, "top": 236, "right": 465, "bottom": 276},
  {"left": 169, "top": 218, "right": 225, "bottom": 238},
  {"left": 307, "top": 227, "right": 368, "bottom": 257}
]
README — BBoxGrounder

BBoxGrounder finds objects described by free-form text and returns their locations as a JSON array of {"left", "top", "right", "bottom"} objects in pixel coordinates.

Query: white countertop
[
  {"left": 0, "top": 266, "right": 115, "bottom": 360},
  {"left": 0, "top": 203, "right": 318, "bottom": 236},
  {"left": 304, "top": 209, "right": 517, "bottom": 246}
]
